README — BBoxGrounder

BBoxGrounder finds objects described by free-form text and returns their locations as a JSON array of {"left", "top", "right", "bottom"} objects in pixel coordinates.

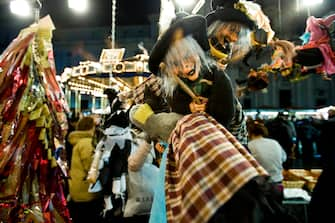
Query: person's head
[
  {"left": 104, "top": 88, "right": 119, "bottom": 104},
  {"left": 76, "top": 116, "right": 96, "bottom": 131},
  {"left": 277, "top": 111, "right": 289, "bottom": 120},
  {"left": 55, "top": 146, "right": 67, "bottom": 161},
  {"left": 68, "top": 109, "right": 79, "bottom": 124},
  {"left": 328, "top": 107, "right": 335, "bottom": 119},
  {"left": 247, "top": 119, "right": 268, "bottom": 138}
]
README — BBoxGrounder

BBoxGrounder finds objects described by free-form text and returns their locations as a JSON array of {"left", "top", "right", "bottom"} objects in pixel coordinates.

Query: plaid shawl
[
  {"left": 133, "top": 74, "right": 162, "bottom": 104},
  {"left": 165, "top": 113, "right": 268, "bottom": 223}
]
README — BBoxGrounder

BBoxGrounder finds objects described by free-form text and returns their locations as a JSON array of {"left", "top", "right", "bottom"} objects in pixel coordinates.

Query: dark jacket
[
  {"left": 167, "top": 66, "right": 235, "bottom": 127},
  {"left": 209, "top": 177, "right": 299, "bottom": 223},
  {"left": 309, "top": 117, "right": 335, "bottom": 223}
]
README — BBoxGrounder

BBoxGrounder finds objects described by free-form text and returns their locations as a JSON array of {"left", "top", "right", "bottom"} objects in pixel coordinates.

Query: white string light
[
  {"left": 68, "top": 0, "right": 89, "bottom": 13},
  {"left": 10, "top": 0, "right": 31, "bottom": 17}
]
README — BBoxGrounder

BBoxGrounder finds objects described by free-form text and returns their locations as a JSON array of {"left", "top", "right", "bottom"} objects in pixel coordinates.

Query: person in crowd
[
  {"left": 67, "top": 116, "right": 103, "bottom": 223},
  {"left": 55, "top": 145, "right": 70, "bottom": 198},
  {"left": 265, "top": 112, "right": 297, "bottom": 169},
  {"left": 55, "top": 146, "right": 69, "bottom": 175},
  {"left": 295, "top": 118, "right": 320, "bottom": 169},
  {"left": 247, "top": 118, "right": 287, "bottom": 201},
  {"left": 308, "top": 107, "right": 335, "bottom": 223},
  {"left": 65, "top": 112, "right": 79, "bottom": 168}
]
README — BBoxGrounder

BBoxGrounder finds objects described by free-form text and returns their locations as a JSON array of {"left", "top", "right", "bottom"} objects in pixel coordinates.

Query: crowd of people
[{"left": 59, "top": 0, "right": 335, "bottom": 222}]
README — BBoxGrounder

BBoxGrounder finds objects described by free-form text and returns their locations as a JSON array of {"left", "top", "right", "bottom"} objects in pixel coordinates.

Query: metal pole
[
  {"left": 278, "top": 0, "right": 282, "bottom": 35},
  {"left": 192, "top": 0, "right": 205, "bottom": 14},
  {"left": 109, "top": 0, "right": 117, "bottom": 88},
  {"left": 34, "top": 0, "right": 42, "bottom": 23},
  {"left": 307, "top": 6, "right": 311, "bottom": 17},
  {"left": 296, "top": 0, "right": 300, "bottom": 12},
  {"left": 111, "top": 0, "right": 116, "bottom": 49}
]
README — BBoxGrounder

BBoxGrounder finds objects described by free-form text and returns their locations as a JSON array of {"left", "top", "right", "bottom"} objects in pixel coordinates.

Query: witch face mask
[{"left": 164, "top": 36, "right": 204, "bottom": 82}]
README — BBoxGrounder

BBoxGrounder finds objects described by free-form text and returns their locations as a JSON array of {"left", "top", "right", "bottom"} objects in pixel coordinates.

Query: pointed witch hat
[
  {"left": 206, "top": 0, "right": 255, "bottom": 29},
  {"left": 149, "top": 14, "right": 210, "bottom": 75}
]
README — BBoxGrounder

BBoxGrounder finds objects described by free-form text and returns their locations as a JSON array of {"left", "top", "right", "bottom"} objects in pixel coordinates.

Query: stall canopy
[{"left": 60, "top": 48, "right": 151, "bottom": 95}]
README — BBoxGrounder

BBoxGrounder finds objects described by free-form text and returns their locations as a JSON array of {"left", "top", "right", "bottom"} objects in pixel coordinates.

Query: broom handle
[{"left": 173, "top": 76, "right": 201, "bottom": 104}]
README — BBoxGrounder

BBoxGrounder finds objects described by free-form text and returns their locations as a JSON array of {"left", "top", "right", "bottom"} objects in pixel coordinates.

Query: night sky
[
  {"left": 0, "top": 0, "right": 161, "bottom": 29},
  {"left": 0, "top": 0, "right": 334, "bottom": 39}
]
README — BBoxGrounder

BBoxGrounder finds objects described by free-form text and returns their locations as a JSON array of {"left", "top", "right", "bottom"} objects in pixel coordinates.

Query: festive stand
[
  {"left": 0, "top": 16, "right": 71, "bottom": 222},
  {"left": 0, "top": 16, "right": 152, "bottom": 220},
  {"left": 60, "top": 48, "right": 151, "bottom": 115}
]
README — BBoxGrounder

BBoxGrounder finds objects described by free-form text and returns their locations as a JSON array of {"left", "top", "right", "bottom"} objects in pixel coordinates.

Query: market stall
[
  {"left": 282, "top": 169, "right": 322, "bottom": 223},
  {"left": 59, "top": 48, "right": 151, "bottom": 115}
]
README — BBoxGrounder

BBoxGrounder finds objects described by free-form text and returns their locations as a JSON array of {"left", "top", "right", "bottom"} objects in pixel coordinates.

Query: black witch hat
[
  {"left": 206, "top": 0, "right": 255, "bottom": 29},
  {"left": 148, "top": 14, "right": 210, "bottom": 75}
]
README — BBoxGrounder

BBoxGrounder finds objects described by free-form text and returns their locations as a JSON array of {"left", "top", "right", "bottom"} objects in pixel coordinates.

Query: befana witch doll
[{"left": 294, "top": 13, "right": 335, "bottom": 79}]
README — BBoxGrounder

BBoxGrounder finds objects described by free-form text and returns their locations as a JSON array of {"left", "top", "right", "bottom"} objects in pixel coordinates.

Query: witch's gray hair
[
  {"left": 207, "top": 21, "right": 252, "bottom": 62},
  {"left": 160, "top": 36, "right": 213, "bottom": 97}
]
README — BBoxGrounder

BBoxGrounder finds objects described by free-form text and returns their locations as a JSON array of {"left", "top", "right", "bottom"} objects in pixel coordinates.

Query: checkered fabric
[
  {"left": 132, "top": 74, "right": 163, "bottom": 104},
  {"left": 165, "top": 113, "right": 268, "bottom": 223},
  {"left": 227, "top": 98, "right": 248, "bottom": 145}
]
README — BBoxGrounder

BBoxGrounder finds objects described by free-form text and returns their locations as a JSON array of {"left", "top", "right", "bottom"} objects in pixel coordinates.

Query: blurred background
[{"left": 0, "top": 0, "right": 335, "bottom": 111}]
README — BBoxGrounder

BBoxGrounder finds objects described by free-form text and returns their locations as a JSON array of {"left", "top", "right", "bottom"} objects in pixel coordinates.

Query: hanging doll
[
  {"left": 206, "top": 0, "right": 272, "bottom": 145},
  {"left": 294, "top": 13, "right": 335, "bottom": 79},
  {"left": 134, "top": 11, "right": 298, "bottom": 223},
  {"left": 149, "top": 14, "right": 236, "bottom": 127}
]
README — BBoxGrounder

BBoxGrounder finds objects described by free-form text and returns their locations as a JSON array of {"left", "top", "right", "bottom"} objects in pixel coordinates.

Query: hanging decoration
[{"left": 0, "top": 15, "right": 71, "bottom": 223}]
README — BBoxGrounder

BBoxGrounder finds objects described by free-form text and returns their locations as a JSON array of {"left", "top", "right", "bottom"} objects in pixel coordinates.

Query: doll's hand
[
  {"left": 248, "top": 69, "right": 257, "bottom": 78},
  {"left": 189, "top": 96, "right": 208, "bottom": 113}
]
